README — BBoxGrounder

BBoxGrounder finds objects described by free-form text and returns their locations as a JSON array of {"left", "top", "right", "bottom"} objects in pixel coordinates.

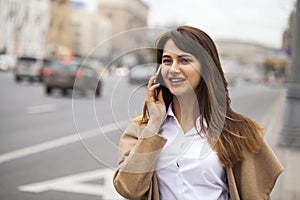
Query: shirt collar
[
  {"left": 166, "top": 102, "right": 175, "bottom": 117},
  {"left": 164, "top": 102, "right": 207, "bottom": 136}
]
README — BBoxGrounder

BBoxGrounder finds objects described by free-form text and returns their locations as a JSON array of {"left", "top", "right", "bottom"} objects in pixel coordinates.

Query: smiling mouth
[{"left": 169, "top": 78, "right": 186, "bottom": 83}]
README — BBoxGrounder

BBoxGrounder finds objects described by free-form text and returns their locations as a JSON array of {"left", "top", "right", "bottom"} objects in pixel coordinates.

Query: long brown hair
[{"left": 140, "top": 26, "right": 263, "bottom": 167}]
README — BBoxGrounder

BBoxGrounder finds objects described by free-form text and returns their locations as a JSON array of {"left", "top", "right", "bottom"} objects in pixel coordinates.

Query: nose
[{"left": 169, "top": 62, "right": 180, "bottom": 74}]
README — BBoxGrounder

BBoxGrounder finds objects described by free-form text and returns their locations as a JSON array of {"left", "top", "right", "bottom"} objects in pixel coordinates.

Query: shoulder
[
  {"left": 243, "top": 138, "right": 283, "bottom": 172},
  {"left": 232, "top": 138, "right": 283, "bottom": 199}
]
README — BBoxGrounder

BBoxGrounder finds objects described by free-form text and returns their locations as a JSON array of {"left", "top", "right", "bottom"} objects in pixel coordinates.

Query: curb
[{"left": 265, "top": 90, "right": 300, "bottom": 200}]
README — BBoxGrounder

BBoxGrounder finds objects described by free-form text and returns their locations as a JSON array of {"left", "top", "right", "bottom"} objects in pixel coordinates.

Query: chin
[{"left": 169, "top": 87, "right": 193, "bottom": 97}]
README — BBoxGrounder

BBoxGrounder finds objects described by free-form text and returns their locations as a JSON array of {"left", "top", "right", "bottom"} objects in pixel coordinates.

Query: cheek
[
  {"left": 187, "top": 68, "right": 201, "bottom": 87},
  {"left": 161, "top": 67, "right": 168, "bottom": 80},
  {"left": 191, "top": 74, "right": 201, "bottom": 85}
]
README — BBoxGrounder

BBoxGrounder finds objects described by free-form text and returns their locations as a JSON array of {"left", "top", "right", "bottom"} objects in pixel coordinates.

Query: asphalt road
[{"left": 0, "top": 72, "right": 284, "bottom": 200}]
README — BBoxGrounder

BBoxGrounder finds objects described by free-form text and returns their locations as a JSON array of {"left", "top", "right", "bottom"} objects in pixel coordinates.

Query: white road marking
[
  {"left": 0, "top": 120, "right": 129, "bottom": 164},
  {"left": 27, "top": 104, "right": 57, "bottom": 114},
  {"left": 18, "top": 168, "right": 124, "bottom": 199}
]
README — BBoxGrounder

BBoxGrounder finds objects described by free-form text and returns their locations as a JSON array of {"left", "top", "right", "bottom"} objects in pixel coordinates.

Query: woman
[{"left": 113, "top": 26, "right": 283, "bottom": 200}]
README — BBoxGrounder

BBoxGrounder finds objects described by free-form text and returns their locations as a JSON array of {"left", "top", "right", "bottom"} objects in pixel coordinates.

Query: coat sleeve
[
  {"left": 113, "top": 120, "right": 167, "bottom": 199},
  {"left": 231, "top": 139, "right": 284, "bottom": 200}
]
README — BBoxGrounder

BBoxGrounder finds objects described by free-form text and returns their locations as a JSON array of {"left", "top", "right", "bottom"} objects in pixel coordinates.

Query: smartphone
[{"left": 154, "top": 64, "right": 163, "bottom": 99}]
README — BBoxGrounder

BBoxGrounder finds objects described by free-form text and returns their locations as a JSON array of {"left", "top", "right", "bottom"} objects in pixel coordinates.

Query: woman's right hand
[{"left": 145, "top": 74, "right": 166, "bottom": 132}]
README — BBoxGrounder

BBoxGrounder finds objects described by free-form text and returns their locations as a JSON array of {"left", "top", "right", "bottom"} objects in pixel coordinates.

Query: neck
[{"left": 173, "top": 93, "right": 199, "bottom": 130}]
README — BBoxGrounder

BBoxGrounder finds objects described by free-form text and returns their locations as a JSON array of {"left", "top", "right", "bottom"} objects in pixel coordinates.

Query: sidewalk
[{"left": 264, "top": 90, "right": 300, "bottom": 200}]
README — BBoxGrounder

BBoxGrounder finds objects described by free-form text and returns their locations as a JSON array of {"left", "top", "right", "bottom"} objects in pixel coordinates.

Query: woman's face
[{"left": 161, "top": 39, "right": 201, "bottom": 97}]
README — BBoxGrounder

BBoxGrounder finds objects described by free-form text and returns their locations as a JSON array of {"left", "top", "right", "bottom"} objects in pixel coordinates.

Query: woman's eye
[
  {"left": 180, "top": 58, "right": 190, "bottom": 64},
  {"left": 162, "top": 59, "right": 172, "bottom": 65}
]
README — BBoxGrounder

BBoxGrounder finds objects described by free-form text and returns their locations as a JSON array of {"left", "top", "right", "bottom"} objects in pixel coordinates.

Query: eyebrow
[{"left": 162, "top": 54, "right": 193, "bottom": 58}]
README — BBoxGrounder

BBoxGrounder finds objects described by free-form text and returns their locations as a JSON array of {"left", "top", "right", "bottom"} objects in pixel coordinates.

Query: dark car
[
  {"left": 128, "top": 64, "right": 156, "bottom": 85},
  {"left": 14, "top": 56, "right": 50, "bottom": 82},
  {"left": 43, "top": 58, "right": 102, "bottom": 97}
]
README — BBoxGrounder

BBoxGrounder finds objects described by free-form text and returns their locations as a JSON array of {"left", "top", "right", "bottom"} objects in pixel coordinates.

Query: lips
[
  {"left": 168, "top": 77, "right": 186, "bottom": 86},
  {"left": 169, "top": 77, "right": 185, "bottom": 83}
]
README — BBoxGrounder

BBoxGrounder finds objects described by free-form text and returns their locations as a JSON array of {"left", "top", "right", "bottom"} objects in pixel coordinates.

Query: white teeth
[{"left": 170, "top": 78, "right": 185, "bottom": 82}]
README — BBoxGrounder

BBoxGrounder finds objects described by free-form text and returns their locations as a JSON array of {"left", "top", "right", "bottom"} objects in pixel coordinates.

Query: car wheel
[
  {"left": 46, "top": 87, "right": 52, "bottom": 95},
  {"left": 28, "top": 77, "right": 35, "bottom": 83},
  {"left": 62, "top": 89, "right": 68, "bottom": 96},
  {"left": 15, "top": 75, "right": 21, "bottom": 82}
]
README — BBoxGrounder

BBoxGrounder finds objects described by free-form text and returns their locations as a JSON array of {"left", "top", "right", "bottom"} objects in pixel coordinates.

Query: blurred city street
[
  {"left": 0, "top": 71, "right": 288, "bottom": 200},
  {"left": 0, "top": 0, "right": 298, "bottom": 199}
]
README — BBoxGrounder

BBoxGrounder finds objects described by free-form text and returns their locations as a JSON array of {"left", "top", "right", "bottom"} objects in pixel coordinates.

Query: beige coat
[{"left": 113, "top": 120, "right": 283, "bottom": 200}]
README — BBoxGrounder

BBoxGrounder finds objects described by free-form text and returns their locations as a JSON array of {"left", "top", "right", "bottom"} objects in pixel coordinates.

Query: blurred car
[
  {"left": 14, "top": 56, "right": 50, "bottom": 82},
  {"left": 43, "top": 58, "right": 102, "bottom": 97},
  {"left": 128, "top": 64, "right": 156, "bottom": 85},
  {"left": 38, "top": 58, "right": 52, "bottom": 82},
  {"left": 0, "top": 54, "right": 16, "bottom": 71}
]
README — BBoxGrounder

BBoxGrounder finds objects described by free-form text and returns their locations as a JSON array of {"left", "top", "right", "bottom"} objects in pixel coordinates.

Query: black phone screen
[{"left": 155, "top": 68, "right": 164, "bottom": 99}]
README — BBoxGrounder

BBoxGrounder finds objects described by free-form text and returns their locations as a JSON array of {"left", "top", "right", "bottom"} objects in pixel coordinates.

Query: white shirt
[{"left": 156, "top": 104, "right": 230, "bottom": 200}]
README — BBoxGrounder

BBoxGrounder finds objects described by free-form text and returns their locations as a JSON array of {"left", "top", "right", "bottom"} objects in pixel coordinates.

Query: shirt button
[{"left": 176, "top": 162, "right": 180, "bottom": 167}]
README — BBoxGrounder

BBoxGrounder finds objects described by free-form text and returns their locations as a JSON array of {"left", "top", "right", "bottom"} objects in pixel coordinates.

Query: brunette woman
[{"left": 113, "top": 26, "right": 283, "bottom": 200}]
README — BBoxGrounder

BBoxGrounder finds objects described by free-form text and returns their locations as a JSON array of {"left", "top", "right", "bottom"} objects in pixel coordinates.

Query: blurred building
[
  {"left": 47, "top": 0, "right": 72, "bottom": 57},
  {"left": 215, "top": 40, "right": 277, "bottom": 83},
  {"left": 282, "top": 6, "right": 296, "bottom": 76},
  {"left": 0, "top": 0, "right": 21, "bottom": 55},
  {"left": 282, "top": 8, "right": 296, "bottom": 58},
  {"left": 98, "top": 0, "right": 148, "bottom": 34},
  {"left": 216, "top": 39, "right": 290, "bottom": 83},
  {"left": 215, "top": 40, "right": 271, "bottom": 65},
  {"left": 71, "top": 1, "right": 111, "bottom": 60},
  {"left": 97, "top": 0, "right": 149, "bottom": 59},
  {"left": 0, "top": 0, "right": 50, "bottom": 57}
]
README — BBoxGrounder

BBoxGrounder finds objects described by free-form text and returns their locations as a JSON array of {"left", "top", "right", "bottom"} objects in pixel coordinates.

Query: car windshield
[
  {"left": 17, "top": 57, "right": 50, "bottom": 66},
  {"left": 18, "top": 57, "right": 39, "bottom": 66},
  {"left": 18, "top": 57, "right": 38, "bottom": 62},
  {"left": 50, "top": 60, "right": 79, "bottom": 71}
]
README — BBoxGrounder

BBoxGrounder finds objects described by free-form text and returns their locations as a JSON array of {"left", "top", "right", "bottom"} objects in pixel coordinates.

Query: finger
[
  {"left": 146, "top": 83, "right": 160, "bottom": 99},
  {"left": 146, "top": 84, "right": 160, "bottom": 102},
  {"left": 148, "top": 83, "right": 160, "bottom": 91},
  {"left": 147, "top": 83, "right": 160, "bottom": 94},
  {"left": 147, "top": 74, "right": 158, "bottom": 88}
]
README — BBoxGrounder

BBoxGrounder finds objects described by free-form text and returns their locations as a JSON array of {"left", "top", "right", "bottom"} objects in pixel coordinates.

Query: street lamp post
[{"left": 278, "top": 0, "right": 300, "bottom": 148}]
